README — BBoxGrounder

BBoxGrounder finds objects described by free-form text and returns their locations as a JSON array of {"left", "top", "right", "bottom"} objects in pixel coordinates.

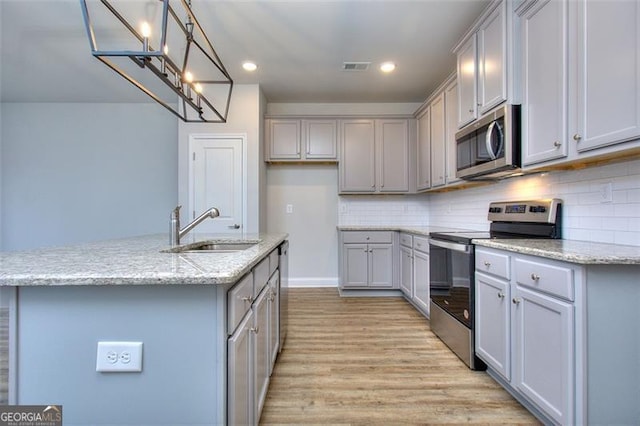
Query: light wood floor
[{"left": 260, "top": 288, "right": 539, "bottom": 425}]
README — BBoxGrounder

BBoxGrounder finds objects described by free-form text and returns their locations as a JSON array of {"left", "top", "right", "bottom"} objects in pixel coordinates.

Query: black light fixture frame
[{"left": 80, "top": 0, "right": 233, "bottom": 123}]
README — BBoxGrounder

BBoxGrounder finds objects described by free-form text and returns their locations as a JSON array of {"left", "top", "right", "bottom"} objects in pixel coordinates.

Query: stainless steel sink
[
  {"left": 183, "top": 242, "right": 257, "bottom": 253},
  {"left": 164, "top": 240, "right": 259, "bottom": 254}
]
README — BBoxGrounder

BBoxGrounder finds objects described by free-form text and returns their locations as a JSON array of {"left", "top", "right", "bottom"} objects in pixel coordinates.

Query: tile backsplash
[{"left": 339, "top": 158, "right": 640, "bottom": 246}]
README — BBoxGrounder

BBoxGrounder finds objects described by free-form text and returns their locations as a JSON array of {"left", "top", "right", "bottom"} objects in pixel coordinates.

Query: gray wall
[{"left": 0, "top": 103, "right": 177, "bottom": 251}]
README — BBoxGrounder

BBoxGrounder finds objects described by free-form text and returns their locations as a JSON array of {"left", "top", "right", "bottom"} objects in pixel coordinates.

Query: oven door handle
[{"left": 429, "top": 239, "right": 471, "bottom": 253}]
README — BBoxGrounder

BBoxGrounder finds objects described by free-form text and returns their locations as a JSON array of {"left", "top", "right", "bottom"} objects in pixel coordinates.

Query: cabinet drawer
[
  {"left": 413, "top": 236, "right": 429, "bottom": 253},
  {"left": 399, "top": 233, "right": 413, "bottom": 247},
  {"left": 476, "top": 249, "right": 510, "bottom": 280},
  {"left": 254, "top": 257, "right": 270, "bottom": 296},
  {"left": 342, "top": 231, "right": 393, "bottom": 244},
  {"left": 268, "top": 249, "right": 279, "bottom": 277},
  {"left": 515, "top": 258, "right": 574, "bottom": 301},
  {"left": 227, "top": 272, "right": 254, "bottom": 334}
]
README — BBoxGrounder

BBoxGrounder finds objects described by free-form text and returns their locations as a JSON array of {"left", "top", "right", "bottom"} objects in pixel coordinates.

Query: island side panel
[
  {"left": 586, "top": 265, "right": 640, "bottom": 425},
  {"left": 17, "top": 284, "right": 224, "bottom": 425}
]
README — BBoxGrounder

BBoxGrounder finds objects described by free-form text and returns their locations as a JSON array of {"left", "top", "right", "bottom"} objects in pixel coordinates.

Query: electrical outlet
[
  {"left": 96, "top": 341, "right": 143, "bottom": 372},
  {"left": 600, "top": 182, "right": 613, "bottom": 203},
  {"left": 286, "top": 204, "right": 293, "bottom": 214}
]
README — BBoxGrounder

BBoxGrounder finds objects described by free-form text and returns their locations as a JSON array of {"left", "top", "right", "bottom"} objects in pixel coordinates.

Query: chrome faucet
[{"left": 170, "top": 205, "right": 220, "bottom": 246}]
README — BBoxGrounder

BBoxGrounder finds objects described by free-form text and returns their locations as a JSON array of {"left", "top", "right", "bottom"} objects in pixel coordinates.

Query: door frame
[{"left": 187, "top": 133, "right": 248, "bottom": 233}]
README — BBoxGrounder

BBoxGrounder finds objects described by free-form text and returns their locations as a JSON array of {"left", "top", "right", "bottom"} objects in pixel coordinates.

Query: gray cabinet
[
  {"left": 456, "top": 34, "right": 478, "bottom": 128},
  {"left": 398, "top": 233, "right": 430, "bottom": 317},
  {"left": 416, "top": 106, "right": 431, "bottom": 191},
  {"left": 227, "top": 308, "right": 254, "bottom": 425},
  {"left": 339, "top": 231, "right": 395, "bottom": 289},
  {"left": 429, "top": 93, "right": 446, "bottom": 188},
  {"left": 475, "top": 247, "right": 574, "bottom": 425},
  {"left": 399, "top": 234, "right": 413, "bottom": 297},
  {"left": 519, "top": 0, "right": 640, "bottom": 168},
  {"left": 519, "top": 0, "right": 568, "bottom": 165},
  {"left": 339, "top": 119, "right": 411, "bottom": 194},
  {"left": 265, "top": 118, "right": 337, "bottom": 162},
  {"left": 227, "top": 249, "right": 282, "bottom": 425},
  {"left": 444, "top": 79, "right": 461, "bottom": 185}
]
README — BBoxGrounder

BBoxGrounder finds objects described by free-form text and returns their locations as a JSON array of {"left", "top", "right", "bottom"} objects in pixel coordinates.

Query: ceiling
[{"left": 0, "top": 0, "right": 489, "bottom": 104}]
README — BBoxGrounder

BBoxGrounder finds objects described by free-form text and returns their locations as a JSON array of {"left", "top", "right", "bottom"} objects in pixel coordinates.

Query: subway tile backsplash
[{"left": 339, "top": 158, "right": 640, "bottom": 247}]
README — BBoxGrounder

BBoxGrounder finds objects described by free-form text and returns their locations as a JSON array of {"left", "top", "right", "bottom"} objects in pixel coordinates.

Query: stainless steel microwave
[{"left": 455, "top": 104, "right": 521, "bottom": 180}]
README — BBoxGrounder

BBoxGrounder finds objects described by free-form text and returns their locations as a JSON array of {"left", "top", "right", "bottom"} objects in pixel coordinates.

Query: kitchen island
[{"left": 0, "top": 232, "right": 288, "bottom": 425}]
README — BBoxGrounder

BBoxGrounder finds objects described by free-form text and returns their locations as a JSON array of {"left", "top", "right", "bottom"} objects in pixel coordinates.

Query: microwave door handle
[{"left": 485, "top": 120, "right": 504, "bottom": 160}]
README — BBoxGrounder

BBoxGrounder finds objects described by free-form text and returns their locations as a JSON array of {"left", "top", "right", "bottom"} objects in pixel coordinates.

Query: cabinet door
[
  {"left": 369, "top": 244, "right": 394, "bottom": 288},
  {"left": 303, "top": 119, "right": 338, "bottom": 160},
  {"left": 228, "top": 310, "right": 254, "bottom": 426},
  {"left": 268, "top": 274, "right": 280, "bottom": 373},
  {"left": 254, "top": 287, "right": 270, "bottom": 420},
  {"left": 475, "top": 272, "right": 510, "bottom": 381},
  {"left": 572, "top": 0, "right": 640, "bottom": 152},
  {"left": 457, "top": 34, "right": 478, "bottom": 128},
  {"left": 268, "top": 119, "right": 301, "bottom": 160},
  {"left": 477, "top": 1, "right": 507, "bottom": 114},
  {"left": 413, "top": 250, "right": 430, "bottom": 316},
  {"left": 377, "top": 119, "right": 409, "bottom": 192},
  {"left": 512, "top": 285, "right": 574, "bottom": 426},
  {"left": 444, "top": 80, "right": 461, "bottom": 184},
  {"left": 341, "top": 244, "right": 369, "bottom": 288},
  {"left": 430, "top": 93, "right": 446, "bottom": 188},
  {"left": 416, "top": 107, "right": 431, "bottom": 191},
  {"left": 339, "top": 120, "right": 376, "bottom": 192},
  {"left": 399, "top": 246, "right": 413, "bottom": 297},
  {"left": 520, "top": 0, "right": 569, "bottom": 165}
]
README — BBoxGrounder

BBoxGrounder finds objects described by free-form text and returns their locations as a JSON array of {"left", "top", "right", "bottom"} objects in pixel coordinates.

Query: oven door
[{"left": 429, "top": 239, "right": 475, "bottom": 328}]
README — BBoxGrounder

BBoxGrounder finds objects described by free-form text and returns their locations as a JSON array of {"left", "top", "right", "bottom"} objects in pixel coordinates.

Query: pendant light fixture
[{"left": 80, "top": 0, "right": 233, "bottom": 123}]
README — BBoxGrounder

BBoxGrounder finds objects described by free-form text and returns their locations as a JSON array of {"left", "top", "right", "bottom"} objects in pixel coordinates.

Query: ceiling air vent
[{"left": 342, "top": 62, "right": 370, "bottom": 71}]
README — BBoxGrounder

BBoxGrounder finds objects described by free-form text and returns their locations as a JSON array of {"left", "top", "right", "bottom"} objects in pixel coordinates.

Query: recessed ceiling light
[
  {"left": 380, "top": 62, "right": 396, "bottom": 73},
  {"left": 242, "top": 61, "right": 258, "bottom": 72}
]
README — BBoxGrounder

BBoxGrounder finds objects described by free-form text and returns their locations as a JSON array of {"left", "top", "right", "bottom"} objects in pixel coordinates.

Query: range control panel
[{"left": 487, "top": 199, "right": 561, "bottom": 224}]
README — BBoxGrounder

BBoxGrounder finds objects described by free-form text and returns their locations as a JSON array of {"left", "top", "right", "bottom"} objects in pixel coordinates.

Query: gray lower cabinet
[
  {"left": 228, "top": 250, "right": 282, "bottom": 425},
  {"left": 339, "top": 231, "right": 395, "bottom": 289},
  {"left": 475, "top": 246, "right": 640, "bottom": 425},
  {"left": 399, "top": 233, "right": 430, "bottom": 317}
]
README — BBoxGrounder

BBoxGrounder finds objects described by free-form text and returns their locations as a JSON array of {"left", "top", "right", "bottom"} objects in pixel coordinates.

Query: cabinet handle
[
  {"left": 573, "top": 134, "right": 582, "bottom": 141},
  {"left": 497, "top": 291, "right": 505, "bottom": 299},
  {"left": 512, "top": 297, "right": 521, "bottom": 305},
  {"left": 530, "top": 273, "right": 540, "bottom": 281},
  {"left": 228, "top": 224, "right": 241, "bottom": 229},
  {"left": 484, "top": 261, "right": 491, "bottom": 267},
  {"left": 250, "top": 326, "right": 260, "bottom": 334},
  {"left": 553, "top": 141, "right": 561, "bottom": 148},
  {"left": 241, "top": 296, "right": 253, "bottom": 303},
  {"left": 468, "top": 109, "right": 474, "bottom": 113}
]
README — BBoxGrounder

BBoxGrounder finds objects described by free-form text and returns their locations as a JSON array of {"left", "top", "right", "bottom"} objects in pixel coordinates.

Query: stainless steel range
[{"left": 428, "top": 199, "right": 562, "bottom": 370}]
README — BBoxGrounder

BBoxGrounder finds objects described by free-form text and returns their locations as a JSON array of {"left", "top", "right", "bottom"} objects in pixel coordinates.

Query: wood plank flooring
[{"left": 260, "top": 288, "right": 539, "bottom": 425}]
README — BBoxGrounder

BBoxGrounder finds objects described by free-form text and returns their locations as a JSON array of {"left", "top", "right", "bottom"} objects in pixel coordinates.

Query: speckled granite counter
[
  {"left": 336, "top": 225, "right": 468, "bottom": 237},
  {"left": 473, "top": 238, "right": 640, "bottom": 265},
  {"left": 0, "top": 233, "right": 288, "bottom": 286}
]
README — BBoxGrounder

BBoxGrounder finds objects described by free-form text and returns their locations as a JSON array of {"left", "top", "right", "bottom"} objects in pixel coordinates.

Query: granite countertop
[
  {"left": 337, "top": 225, "right": 640, "bottom": 265},
  {"left": 336, "top": 225, "right": 469, "bottom": 237},
  {"left": 473, "top": 238, "right": 640, "bottom": 265},
  {"left": 0, "top": 233, "right": 288, "bottom": 286}
]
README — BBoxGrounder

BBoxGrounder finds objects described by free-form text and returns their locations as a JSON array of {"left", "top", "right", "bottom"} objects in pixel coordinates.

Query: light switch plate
[{"left": 96, "top": 341, "right": 143, "bottom": 372}]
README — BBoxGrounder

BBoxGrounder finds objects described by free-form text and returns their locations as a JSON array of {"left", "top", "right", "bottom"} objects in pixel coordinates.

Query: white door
[{"left": 189, "top": 135, "right": 245, "bottom": 234}]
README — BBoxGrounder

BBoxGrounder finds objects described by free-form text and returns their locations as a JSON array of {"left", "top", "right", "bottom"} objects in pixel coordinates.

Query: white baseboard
[{"left": 288, "top": 277, "right": 338, "bottom": 288}]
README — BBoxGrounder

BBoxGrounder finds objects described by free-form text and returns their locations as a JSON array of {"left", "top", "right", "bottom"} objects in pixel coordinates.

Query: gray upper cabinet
[
  {"left": 416, "top": 107, "right": 431, "bottom": 191},
  {"left": 444, "top": 79, "right": 461, "bottom": 185},
  {"left": 519, "top": 0, "right": 640, "bottom": 168},
  {"left": 265, "top": 118, "right": 338, "bottom": 162},
  {"left": 519, "top": 0, "right": 569, "bottom": 166},
  {"left": 571, "top": 0, "right": 640, "bottom": 153},
  {"left": 456, "top": 34, "right": 478, "bottom": 128},
  {"left": 455, "top": 0, "right": 510, "bottom": 128},
  {"left": 339, "top": 118, "right": 412, "bottom": 194},
  {"left": 430, "top": 93, "right": 446, "bottom": 188}
]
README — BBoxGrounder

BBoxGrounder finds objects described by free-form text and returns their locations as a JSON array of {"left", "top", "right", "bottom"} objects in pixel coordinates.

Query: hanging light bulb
[{"left": 140, "top": 21, "right": 151, "bottom": 51}]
